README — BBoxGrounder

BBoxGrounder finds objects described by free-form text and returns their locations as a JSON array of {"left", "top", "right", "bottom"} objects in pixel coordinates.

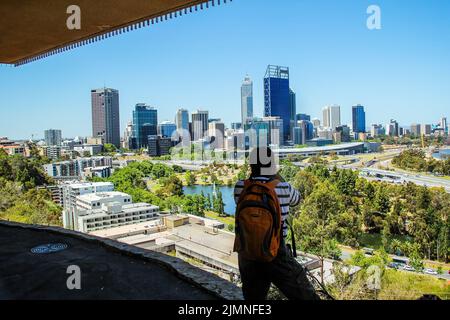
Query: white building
[
  {"left": 76, "top": 202, "right": 160, "bottom": 233},
  {"left": 322, "top": 105, "right": 341, "bottom": 130},
  {"left": 61, "top": 182, "right": 114, "bottom": 229}
]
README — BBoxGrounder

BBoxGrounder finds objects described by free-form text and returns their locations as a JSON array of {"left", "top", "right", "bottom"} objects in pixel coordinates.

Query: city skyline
[{"left": 1, "top": 0, "right": 450, "bottom": 139}]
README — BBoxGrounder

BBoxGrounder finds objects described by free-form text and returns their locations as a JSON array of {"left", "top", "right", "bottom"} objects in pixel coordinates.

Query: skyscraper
[
  {"left": 158, "top": 121, "right": 177, "bottom": 139},
  {"left": 352, "top": 104, "right": 366, "bottom": 133},
  {"left": 208, "top": 120, "right": 225, "bottom": 149},
  {"left": 91, "top": 88, "right": 120, "bottom": 148},
  {"left": 264, "top": 65, "right": 291, "bottom": 143},
  {"left": 44, "top": 129, "right": 62, "bottom": 146},
  {"left": 241, "top": 75, "right": 253, "bottom": 125},
  {"left": 132, "top": 103, "right": 157, "bottom": 149},
  {"left": 175, "top": 108, "right": 189, "bottom": 132},
  {"left": 322, "top": 105, "right": 341, "bottom": 130},
  {"left": 289, "top": 88, "right": 297, "bottom": 138},
  {"left": 440, "top": 117, "right": 448, "bottom": 134},
  {"left": 410, "top": 123, "right": 421, "bottom": 137},
  {"left": 191, "top": 110, "right": 209, "bottom": 141},
  {"left": 387, "top": 119, "right": 399, "bottom": 136}
]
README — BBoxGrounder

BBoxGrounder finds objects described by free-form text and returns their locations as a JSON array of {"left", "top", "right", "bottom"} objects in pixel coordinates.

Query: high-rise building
[
  {"left": 289, "top": 89, "right": 297, "bottom": 139},
  {"left": 148, "top": 136, "right": 172, "bottom": 157},
  {"left": 352, "top": 105, "right": 366, "bottom": 133},
  {"left": 44, "top": 129, "right": 62, "bottom": 146},
  {"left": 312, "top": 118, "right": 321, "bottom": 128},
  {"left": 175, "top": 108, "right": 189, "bottom": 132},
  {"left": 191, "top": 110, "right": 209, "bottom": 141},
  {"left": 91, "top": 88, "right": 120, "bottom": 148},
  {"left": 296, "top": 114, "right": 311, "bottom": 122},
  {"left": 132, "top": 103, "right": 157, "bottom": 149},
  {"left": 244, "top": 118, "right": 270, "bottom": 149},
  {"left": 122, "top": 121, "right": 133, "bottom": 149},
  {"left": 386, "top": 119, "right": 399, "bottom": 137},
  {"left": 335, "top": 125, "right": 351, "bottom": 143},
  {"left": 322, "top": 105, "right": 341, "bottom": 130},
  {"left": 421, "top": 124, "right": 432, "bottom": 136},
  {"left": 231, "top": 122, "right": 242, "bottom": 130},
  {"left": 208, "top": 121, "right": 225, "bottom": 149},
  {"left": 264, "top": 65, "right": 291, "bottom": 143},
  {"left": 262, "top": 116, "right": 284, "bottom": 147},
  {"left": 293, "top": 120, "right": 313, "bottom": 145},
  {"left": 371, "top": 124, "right": 384, "bottom": 137},
  {"left": 439, "top": 117, "right": 447, "bottom": 134},
  {"left": 241, "top": 75, "right": 253, "bottom": 125},
  {"left": 410, "top": 123, "right": 421, "bottom": 137},
  {"left": 158, "top": 121, "right": 177, "bottom": 140}
]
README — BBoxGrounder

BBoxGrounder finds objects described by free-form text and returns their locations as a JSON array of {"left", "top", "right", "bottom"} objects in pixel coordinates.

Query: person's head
[{"left": 248, "top": 146, "right": 278, "bottom": 177}]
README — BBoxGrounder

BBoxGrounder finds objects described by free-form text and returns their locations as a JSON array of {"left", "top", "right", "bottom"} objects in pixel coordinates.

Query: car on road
[
  {"left": 402, "top": 265, "right": 415, "bottom": 272},
  {"left": 423, "top": 268, "right": 438, "bottom": 275},
  {"left": 389, "top": 262, "right": 401, "bottom": 269}
]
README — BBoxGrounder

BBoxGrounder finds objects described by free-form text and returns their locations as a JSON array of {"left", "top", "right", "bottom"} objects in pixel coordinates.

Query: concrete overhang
[{"left": 0, "top": 0, "right": 229, "bottom": 66}]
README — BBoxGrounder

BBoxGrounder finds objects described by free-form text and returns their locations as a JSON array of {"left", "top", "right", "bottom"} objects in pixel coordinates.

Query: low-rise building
[{"left": 76, "top": 202, "right": 160, "bottom": 233}]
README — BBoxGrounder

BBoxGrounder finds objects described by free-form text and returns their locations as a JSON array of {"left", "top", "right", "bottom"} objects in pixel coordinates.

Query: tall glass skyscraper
[
  {"left": 175, "top": 108, "right": 189, "bottom": 132},
  {"left": 132, "top": 103, "right": 157, "bottom": 149},
  {"left": 158, "top": 121, "right": 177, "bottom": 139},
  {"left": 352, "top": 104, "right": 366, "bottom": 133},
  {"left": 91, "top": 88, "right": 120, "bottom": 148},
  {"left": 241, "top": 75, "right": 253, "bottom": 125},
  {"left": 264, "top": 65, "right": 291, "bottom": 143}
]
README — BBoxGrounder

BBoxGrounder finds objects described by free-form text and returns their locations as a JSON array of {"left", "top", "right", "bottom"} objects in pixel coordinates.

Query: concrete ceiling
[{"left": 0, "top": 0, "right": 222, "bottom": 66}]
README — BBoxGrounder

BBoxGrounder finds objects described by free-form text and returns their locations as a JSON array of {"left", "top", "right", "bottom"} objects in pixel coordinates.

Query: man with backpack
[{"left": 233, "top": 147, "right": 320, "bottom": 300}]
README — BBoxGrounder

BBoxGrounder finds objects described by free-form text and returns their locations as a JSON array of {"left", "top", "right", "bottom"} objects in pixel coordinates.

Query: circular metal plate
[{"left": 31, "top": 243, "right": 68, "bottom": 254}]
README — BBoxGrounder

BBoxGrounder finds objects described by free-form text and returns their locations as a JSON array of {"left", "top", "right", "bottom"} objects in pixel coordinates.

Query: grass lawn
[
  {"left": 379, "top": 269, "right": 450, "bottom": 300},
  {"left": 205, "top": 210, "right": 235, "bottom": 228},
  {"left": 358, "top": 233, "right": 412, "bottom": 250}
]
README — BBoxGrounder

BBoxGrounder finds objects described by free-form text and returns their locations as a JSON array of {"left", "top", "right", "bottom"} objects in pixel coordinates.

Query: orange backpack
[{"left": 233, "top": 179, "right": 282, "bottom": 262}]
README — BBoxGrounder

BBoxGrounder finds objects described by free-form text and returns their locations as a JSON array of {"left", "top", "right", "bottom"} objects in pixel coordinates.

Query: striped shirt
[{"left": 234, "top": 176, "right": 301, "bottom": 238}]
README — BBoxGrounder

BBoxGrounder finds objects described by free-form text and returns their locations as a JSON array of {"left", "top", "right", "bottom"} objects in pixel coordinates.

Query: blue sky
[{"left": 1, "top": 0, "right": 450, "bottom": 140}]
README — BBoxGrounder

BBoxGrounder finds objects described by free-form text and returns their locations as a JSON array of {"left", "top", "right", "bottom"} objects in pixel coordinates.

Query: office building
[
  {"left": 440, "top": 117, "right": 448, "bottom": 134},
  {"left": 371, "top": 124, "right": 384, "bottom": 137},
  {"left": 312, "top": 118, "right": 321, "bottom": 128},
  {"left": 61, "top": 181, "right": 115, "bottom": 230},
  {"left": 410, "top": 123, "right": 421, "bottom": 137},
  {"left": 208, "top": 121, "right": 225, "bottom": 149},
  {"left": 262, "top": 116, "right": 284, "bottom": 147},
  {"left": 296, "top": 114, "right": 311, "bottom": 122},
  {"left": 264, "top": 65, "right": 291, "bottom": 143},
  {"left": 44, "top": 129, "right": 62, "bottom": 146},
  {"left": 231, "top": 122, "right": 242, "bottom": 130},
  {"left": 148, "top": 136, "right": 172, "bottom": 157},
  {"left": 421, "top": 124, "right": 432, "bottom": 136},
  {"left": 241, "top": 75, "right": 253, "bottom": 125},
  {"left": 335, "top": 125, "right": 351, "bottom": 143},
  {"left": 386, "top": 119, "right": 399, "bottom": 137},
  {"left": 132, "top": 103, "right": 157, "bottom": 149},
  {"left": 352, "top": 105, "right": 366, "bottom": 133},
  {"left": 244, "top": 119, "right": 270, "bottom": 149},
  {"left": 175, "top": 108, "right": 189, "bottom": 133},
  {"left": 91, "top": 88, "right": 120, "bottom": 148},
  {"left": 158, "top": 121, "right": 177, "bottom": 140},
  {"left": 289, "top": 89, "right": 297, "bottom": 139},
  {"left": 322, "top": 105, "right": 341, "bottom": 130},
  {"left": 191, "top": 110, "right": 209, "bottom": 141},
  {"left": 122, "top": 121, "right": 133, "bottom": 149}
]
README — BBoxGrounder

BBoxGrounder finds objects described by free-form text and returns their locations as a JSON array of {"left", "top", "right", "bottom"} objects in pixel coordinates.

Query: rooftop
[
  {"left": 0, "top": 220, "right": 242, "bottom": 299},
  {"left": 76, "top": 191, "right": 130, "bottom": 202}
]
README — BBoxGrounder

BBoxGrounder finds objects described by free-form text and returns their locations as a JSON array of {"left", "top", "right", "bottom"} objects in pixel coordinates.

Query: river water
[{"left": 183, "top": 185, "right": 236, "bottom": 215}]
